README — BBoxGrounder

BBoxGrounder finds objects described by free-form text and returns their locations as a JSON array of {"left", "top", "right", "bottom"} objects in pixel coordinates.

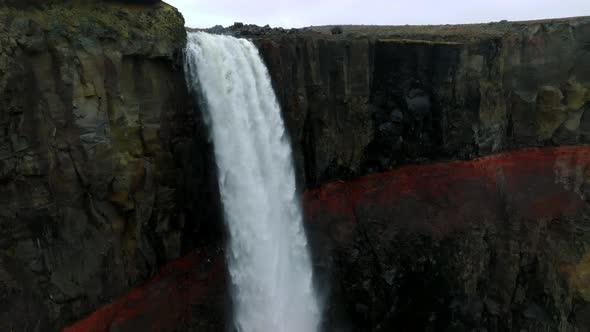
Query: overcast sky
[{"left": 167, "top": 0, "right": 590, "bottom": 28}]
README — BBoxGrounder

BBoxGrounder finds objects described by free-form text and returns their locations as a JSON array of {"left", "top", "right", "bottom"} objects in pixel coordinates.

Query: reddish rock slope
[
  {"left": 65, "top": 146, "right": 590, "bottom": 331},
  {"left": 63, "top": 250, "right": 225, "bottom": 332}
]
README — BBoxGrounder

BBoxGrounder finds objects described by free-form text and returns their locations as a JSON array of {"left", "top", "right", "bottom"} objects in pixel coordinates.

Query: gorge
[{"left": 0, "top": 1, "right": 588, "bottom": 331}]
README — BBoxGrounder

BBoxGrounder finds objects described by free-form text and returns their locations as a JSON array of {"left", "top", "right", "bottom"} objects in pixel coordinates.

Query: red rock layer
[
  {"left": 62, "top": 250, "right": 225, "bottom": 332},
  {"left": 304, "top": 146, "right": 590, "bottom": 243},
  {"left": 64, "top": 146, "right": 590, "bottom": 331}
]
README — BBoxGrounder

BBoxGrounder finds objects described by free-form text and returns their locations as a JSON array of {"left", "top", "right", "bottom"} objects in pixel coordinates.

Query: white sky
[{"left": 167, "top": 0, "right": 590, "bottom": 29}]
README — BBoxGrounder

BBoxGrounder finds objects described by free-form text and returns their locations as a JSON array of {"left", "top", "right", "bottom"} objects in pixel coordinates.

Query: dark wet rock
[
  {"left": 194, "top": 23, "right": 318, "bottom": 38},
  {"left": 303, "top": 146, "right": 590, "bottom": 331},
  {"left": 63, "top": 250, "right": 226, "bottom": 332},
  {"left": 331, "top": 26, "right": 343, "bottom": 35},
  {"left": 65, "top": 146, "right": 590, "bottom": 332},
  {"left": 1, "top": 4, "right": 590, "bottom": 332},
  {"left": 0, "top": 1, "right": 221, "bottom": 330},
  {"left": 207, "top": 25, "right": 225, "bottom": 34},
  {"left": 254, "top": 16, "right": 590, "bottom": 187}
]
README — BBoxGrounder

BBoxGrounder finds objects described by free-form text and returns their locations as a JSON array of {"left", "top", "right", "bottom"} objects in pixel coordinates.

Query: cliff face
[
  {"left": 304, "top": 146, "right": 590, "bottom": 331},
  {"left": 0, "top": 2, "right": 221, "bottom": 330},
  {"left": 66, "top": 146, "right": 590, "bottom": 332},
  {"left": 256, "top": 17, "right": 590, "bottom": 187},
  {"left": 2, "top": 3, "right": 590, "bottom": 331},
  {"left": 254, "top": 20, "right": 590, "bottom": 331}
]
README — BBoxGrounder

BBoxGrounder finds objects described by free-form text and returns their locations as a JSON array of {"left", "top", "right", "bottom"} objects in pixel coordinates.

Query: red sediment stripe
[
  {"left": 62, "top": 250, "right": 225, "bottom": 332},
  {"left": 303, "top": 146, "right": 590, "bottom": 238},
  {"left": 65, "top": 146, "right": 590, "bottom": 331}
]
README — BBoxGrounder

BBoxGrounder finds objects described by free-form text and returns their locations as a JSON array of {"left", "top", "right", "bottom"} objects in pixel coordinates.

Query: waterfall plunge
[{"left": 184, "top": 32, "right": 320, "bottom": 332}]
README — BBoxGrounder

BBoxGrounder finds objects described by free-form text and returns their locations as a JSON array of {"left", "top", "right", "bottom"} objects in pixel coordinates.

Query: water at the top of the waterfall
[{"left": 184, "top": 31, "right": 321, "bottom": 332}]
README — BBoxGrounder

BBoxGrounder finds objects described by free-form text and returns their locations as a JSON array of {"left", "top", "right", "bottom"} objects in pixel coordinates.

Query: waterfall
[{"left": 184, "top": 32, "right": 320, "bottom": 332}]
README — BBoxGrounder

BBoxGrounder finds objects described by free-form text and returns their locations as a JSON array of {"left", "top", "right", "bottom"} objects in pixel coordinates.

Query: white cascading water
[{"left": 184, "top": 32, "right": 320, "bottom": 332}]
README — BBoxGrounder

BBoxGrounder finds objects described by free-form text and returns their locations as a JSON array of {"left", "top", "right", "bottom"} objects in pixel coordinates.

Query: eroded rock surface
[
  {"left": 65, "top": 146, "right": 590, "bottom": 332},
  {"left": 255, "top": 17, "right": 590, "bottom": 187},
  {"left": 62, "top": 249, "right": 226, "bottom": 332},
  {"left": 0, "top": 2, "right": 221, "bottom": 330},
  {"left": 1, "top": 5, "right": 590, "bottom": 331},
  {"left": 304, "top": 146, "right": 590, "bottom": 331}
]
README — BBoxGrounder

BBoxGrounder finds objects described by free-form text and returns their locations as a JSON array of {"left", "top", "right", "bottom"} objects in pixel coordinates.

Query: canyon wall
[
  {"left": 304, "top": 146, "right": 590, "bottom": 331},
  {"left": 0, "top": 1, "right": 589, "bottom": 331},
  {"left": 255, "top": 17, "right": 590, "bottom": 187},
  {"left": 66, "top": 146, "right": 590, "bottom": 332},
  {"left": 255, "top": 18, "right": 590, "bottom": 331},
  {"left": 0, "top": 2, "right": 222, "bottom": 330}
]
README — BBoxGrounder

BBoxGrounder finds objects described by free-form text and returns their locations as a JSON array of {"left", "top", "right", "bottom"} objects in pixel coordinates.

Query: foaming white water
[{"left": 184, "top": 32, "right": 320, "bottom": 332}]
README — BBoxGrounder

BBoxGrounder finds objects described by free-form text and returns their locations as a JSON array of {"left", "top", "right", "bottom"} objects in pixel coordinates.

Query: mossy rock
[
  {"left": 0, "top": 0, "right": 185, "bottom": 58},
  {"left": 1, "top": 0, "right": 161, "bottom": 6}
]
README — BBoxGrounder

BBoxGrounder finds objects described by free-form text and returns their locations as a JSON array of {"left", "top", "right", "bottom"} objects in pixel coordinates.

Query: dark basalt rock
[
  {"left": 330, "top": 26, "right": 343, "bottom": 35},
  {"left": 63, "top": 250, "right": 226, "bottom": 332},
  {"left": 254, "top": 16, "right": 590, "bottom": 188},
  {"left": 0, "top": 2, "right": 222, "bottom": 330},
  {"left": 0, "top": 1, "right": 589, "bottom": 330},
  {"left": 0, "top": 0, "right": 162, "bottom": 4},
  {"left": 303, "top": 146, "right": 590, "bottom": 331},
  {"left": 66, "top": 146, "right": 590, "bottom": 332},
  {"left": 190, "top": 23, "right": 318, "bottom": 38}
]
